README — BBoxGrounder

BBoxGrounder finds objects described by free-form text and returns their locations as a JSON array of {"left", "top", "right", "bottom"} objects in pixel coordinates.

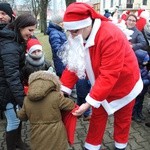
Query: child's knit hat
[
  {"left": 26, "top": 38, "right": 44, "bottom": 66},
  {"left": 135, "top": 49, "right": 149, "bottom": 65}
]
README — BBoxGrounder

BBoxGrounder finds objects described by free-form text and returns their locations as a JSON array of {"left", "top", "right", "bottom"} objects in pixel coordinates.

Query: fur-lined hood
[{"left": 27, "top": 70, "right": 61, "bottom": 101}]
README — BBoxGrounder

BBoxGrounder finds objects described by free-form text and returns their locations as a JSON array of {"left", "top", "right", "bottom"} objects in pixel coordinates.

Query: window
[
  {"left": 127, "top": 0, "right": 134, "bottom": 4},
  {"left": 127, "top": 0, "right": 134, "bottom": 8},
  {"left": 93, "top": 3, "right": 100, "bottom": 13},
  {"left": 143, "top": 0, "right": 147, "bottom": 5}
]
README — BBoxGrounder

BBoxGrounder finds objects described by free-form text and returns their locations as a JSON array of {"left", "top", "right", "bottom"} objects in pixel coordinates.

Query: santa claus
[{"left": 60, "top": 2, "right": 143, "bottom": 150}]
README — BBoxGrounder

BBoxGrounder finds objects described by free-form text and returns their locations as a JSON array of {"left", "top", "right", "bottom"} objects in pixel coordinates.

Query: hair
[
  {"left": 126, "top": 14, "right": 137, "bottom": 22},
  {"left": 51, "top": 14, "right": 63, "bottom": 25},
  {"left": 7, "top": 13, "right": 37, "bottom": 43}
]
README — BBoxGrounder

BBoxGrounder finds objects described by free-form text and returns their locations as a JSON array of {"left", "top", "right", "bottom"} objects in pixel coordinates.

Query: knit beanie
[
  {"left": 135, "top": 49, "right": 149, "bottom": 65},
  {"left": 26, "top": 38, "right": 44, "bottom": 66},
  {"left": 0, "top": 3, "right": 13, "bottom": 19}
]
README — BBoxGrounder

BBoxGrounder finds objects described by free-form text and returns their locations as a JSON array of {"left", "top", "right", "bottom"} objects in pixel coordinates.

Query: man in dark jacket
[
  {"left": 0, "top": 3, "right": 28, "bottom": 149},
  {"left": 0, "top": 2, "right": 15, "bottom": 30}
]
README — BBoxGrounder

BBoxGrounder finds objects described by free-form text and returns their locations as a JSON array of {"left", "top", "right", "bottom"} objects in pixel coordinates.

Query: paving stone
[{"left": 0, "top": 97, "right": 150, "bottom": 149}]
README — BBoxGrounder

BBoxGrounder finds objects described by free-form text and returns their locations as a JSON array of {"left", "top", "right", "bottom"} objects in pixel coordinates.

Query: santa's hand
[{"left": 72, "top": 102, "right": 91, "bottom": 116}]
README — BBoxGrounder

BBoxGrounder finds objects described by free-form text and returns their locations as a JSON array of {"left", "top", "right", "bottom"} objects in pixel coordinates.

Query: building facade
[{"left": 76, "top": 0, "right": 150, "bottom": 15}]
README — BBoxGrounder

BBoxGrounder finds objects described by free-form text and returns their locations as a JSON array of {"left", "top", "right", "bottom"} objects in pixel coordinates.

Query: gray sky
[{"left": 16, "top": 0, "right": 23, "bottom": 4}]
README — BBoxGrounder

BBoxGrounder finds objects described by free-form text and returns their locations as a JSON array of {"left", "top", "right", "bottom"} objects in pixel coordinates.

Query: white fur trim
[
  {"left": 86, "top": 94, "right": 102, "bottom": 107},
  {"left": 86, "top": 76, "right": 143, "bottom": 115},
  {"left": 85, "top": 49, "right": 95, "bottom": 85},
  {"left": 115, "top": 142, "right": 127, "bottom": 149},
  {"left": 28, "top": 45, "right": 42, "bottom": 54},
  {"left": 63, "top": 17, "right": 92, "bottom": 30},
  {"left": 85, "top": 19, "right": 101, "bottom": 86},
  {"left": 61, "top": 85, "right": 72, "bottom": 95},
  {"left": 84, "top": 142, "right": 101, "bottom": 150},
  {"left": 85, "top": 19, "right": 101, "bottom": 48},
  {"left": 140, "top": 11, "right": 150, "bottom": 20}
]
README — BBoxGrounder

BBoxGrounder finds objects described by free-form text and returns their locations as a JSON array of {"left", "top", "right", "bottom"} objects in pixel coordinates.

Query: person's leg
[
  {"left": 114, "top": 100, "right": 135, "bottom": 149},
  {"left": 4, "top": 103, "right": 20, "bottom": 150},
  {"left": 132, "top": 96, "right": 142, "bottom": 122},
  {"left": 137, "top": 86, "right": 148, "bottom": 120},
  {"left": 4, "top": 103, "right": 28, "bottom": 150},
  {"left": 137, "top": 94, "right": 145, "bottom": 120},
  {"left": 145, "top": 122, "right": 150, "bottom": 127},
  {"left": 84, "top": 106, "right": 108, "bottom": 150},
  {"left": 76, "top": 79, "right": 91, "bottom": 120}
]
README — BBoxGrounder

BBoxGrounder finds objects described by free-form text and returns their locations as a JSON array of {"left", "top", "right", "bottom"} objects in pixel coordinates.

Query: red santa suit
[
  {"left": 61, "top": 2, "right": 143, "bottom": 150},
  {"left": 136, "top": 9, "right": 148, "bottom": 31},
  {"left": 118, "top": 10, "right": 130, "bottom": 24}
]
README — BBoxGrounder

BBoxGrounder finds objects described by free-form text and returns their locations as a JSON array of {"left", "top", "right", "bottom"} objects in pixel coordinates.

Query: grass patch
[{"left": 35, "top": 31, "right": 52, "bottom": 62}]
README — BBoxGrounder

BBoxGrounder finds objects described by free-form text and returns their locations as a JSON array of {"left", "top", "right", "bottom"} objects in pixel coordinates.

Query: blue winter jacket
[{"left": 47, "top": 22, "right": 67, "bottom": 77}]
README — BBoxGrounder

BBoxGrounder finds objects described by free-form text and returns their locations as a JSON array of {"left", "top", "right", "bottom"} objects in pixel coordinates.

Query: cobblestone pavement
[{"left": 0, "top": 97, "right": 150, "bottom": 150}]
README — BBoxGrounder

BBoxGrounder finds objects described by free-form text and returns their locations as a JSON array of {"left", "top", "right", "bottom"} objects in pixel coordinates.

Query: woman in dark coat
[
  {"left": 126, "top": 14, "right": 147, "bottom": 51},
  {"left": 0, "top": 13, "right": 37, "bottom": 149}
]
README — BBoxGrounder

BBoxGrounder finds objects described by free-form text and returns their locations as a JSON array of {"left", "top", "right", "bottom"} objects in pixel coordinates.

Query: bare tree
[
  {"left": 31, "top": 0, "right": 40, "bottom": 19},
  {"left": 65, "top": 0, "right": 75, "bottom": 7},
  {"left": 22, "top": 0, "right": 40, "bottom": 19},
  {"left": 0, "top": 0, "right": 15, "bottom": 7},
  {"left": 39, "top": 0, "right": 48, "bottom": 34}
]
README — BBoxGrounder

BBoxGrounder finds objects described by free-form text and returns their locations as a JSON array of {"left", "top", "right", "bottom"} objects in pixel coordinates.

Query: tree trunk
[
  {"left": 65, "top": 0, "right": 76, "bottom": 7},
  {"left": 40, "top": 0, "right": 48, "bottom": 34}
]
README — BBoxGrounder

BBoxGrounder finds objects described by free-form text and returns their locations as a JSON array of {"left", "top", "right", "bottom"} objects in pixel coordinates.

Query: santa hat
[
  {"left": 26, "top": 38, "right": 42, "bottom": 54},
  {"left": 26, "top": 38, "right": 44, "bottom": 66},
  {"left": 135, "top": 9, "right": 149, "bottom": 19},
  {"left": 63, "top": 2, "right": 109, "bottom": 30},
  {"left": 137, "top": 9, "right": 145, "bottom": 17}
]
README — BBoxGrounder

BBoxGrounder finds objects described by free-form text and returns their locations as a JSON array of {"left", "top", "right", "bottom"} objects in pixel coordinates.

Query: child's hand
[
  {"left": 72, "top": 102, "right": 90, "bottom": 116},
  {"left": 16, "top": 105, "right": 21, "bottom": 112}
]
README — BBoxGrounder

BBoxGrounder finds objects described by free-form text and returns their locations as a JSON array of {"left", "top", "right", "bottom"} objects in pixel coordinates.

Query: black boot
[
  {"left": 137, "top": 112, "right": 145, "bottom": 121},
  {"left": 132, "top": 111, "right": 142, "bottom": 123},
  {"left": 6, "top": 129, "right": 17, "bottom": 150},
  {"left": 145, "top": 122, "right": 150, "bottom": 127},
  {"left": 115, "top": 148, "right": 125, "bottom": 150},
  {"left": 16, "top": 122, "right": 30, "bottom": 150}
]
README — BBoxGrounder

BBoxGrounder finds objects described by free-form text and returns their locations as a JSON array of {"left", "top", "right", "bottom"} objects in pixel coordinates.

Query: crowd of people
[{"left": 0, "top": 1, "right": 150, "bottom": 150}]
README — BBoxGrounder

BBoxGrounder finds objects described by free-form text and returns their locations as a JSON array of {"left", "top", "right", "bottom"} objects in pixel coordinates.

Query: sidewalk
[{"left": 0, "top": 97, "right": 150, "bottom": 150}]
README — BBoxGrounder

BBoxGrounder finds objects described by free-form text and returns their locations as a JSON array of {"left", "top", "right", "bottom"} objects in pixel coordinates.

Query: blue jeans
[{"left": 4, "top": 103, "right": 20, "bottom": 132}]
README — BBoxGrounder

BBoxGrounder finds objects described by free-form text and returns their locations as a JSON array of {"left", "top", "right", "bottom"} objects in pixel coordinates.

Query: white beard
[{"left": 58, "top": 34, "right": 86, "bottom": 79}]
